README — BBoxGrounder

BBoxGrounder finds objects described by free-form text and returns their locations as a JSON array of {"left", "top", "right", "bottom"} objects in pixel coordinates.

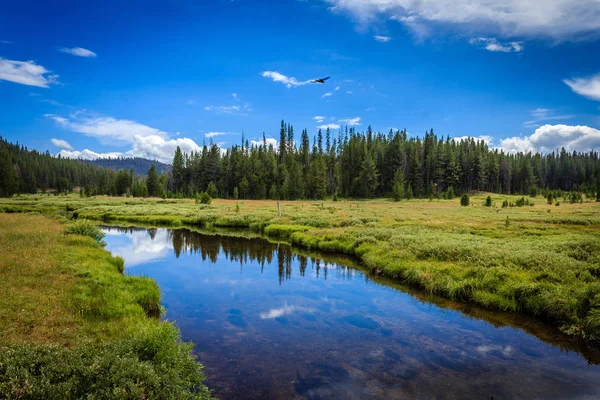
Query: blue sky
[{"left": 1, "top": 0, "right": 600, "bottom": 163}]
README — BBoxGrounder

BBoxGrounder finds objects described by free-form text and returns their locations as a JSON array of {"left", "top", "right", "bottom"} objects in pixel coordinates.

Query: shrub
[
  {"left": 547, "top": 193, "right": 553, "bottom": 205},
  {"left": 485, "top": 196, "right": 492, "bottom": 207},
  {"left": 460, "top": 194, "right": 470, "bottom": 206},
  {"left": 556, "top": 202, "right": 560, "bottom": 206},
  {"left": 0, "top": 323, "right": 213, "bottom": 399},
  {"left": 446, "top": 186, "right": 455, "bottom": 199},
  {"left": 502, "top": 200, "right": 509, "bottom": 208},
  {"left": 199, "top": 192, "right": 212, "bottom": 205},
  {"left": 65, "top": 220, "right": 105, "bottom": 243}
]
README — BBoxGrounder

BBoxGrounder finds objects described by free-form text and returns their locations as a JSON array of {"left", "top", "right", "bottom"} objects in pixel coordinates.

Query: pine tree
[
  {"left": 392, "top": 168, "right": 405, "bottom": 201},
  {"left": 308, "top": 157, "right": 327, "bottom": 200},
  {"left": 147, "top": 164, "right": 159, "bottom": 197},
  {"left": 172, "top": 147, "right": 185, "bottom": 193},
  {"left": 206, "top": 181, "right": 218, "bottom": 198},
  {"left": 357, "top": 153, "right": 379, "bottom": 198},
  {"left": 406, "top": 184, "right": 414, "bottom": 200}
]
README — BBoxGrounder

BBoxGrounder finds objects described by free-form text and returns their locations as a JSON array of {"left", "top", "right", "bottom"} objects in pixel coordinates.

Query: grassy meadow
[
  {"left": 2, "top": 193, "right": 600, "bottom": 341},
  {"left": 0, "top": 213, "right": 212, "bottom": 398}
]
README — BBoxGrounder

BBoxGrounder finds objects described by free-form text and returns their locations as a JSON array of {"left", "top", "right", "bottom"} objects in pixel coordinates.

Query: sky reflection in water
[{"left": 103, "top": 226, "right": 600, "bottom": 400}]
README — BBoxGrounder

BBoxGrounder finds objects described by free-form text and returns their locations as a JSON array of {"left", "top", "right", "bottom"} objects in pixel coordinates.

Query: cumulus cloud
[
  {"left": 313, "top": 116, "right": 325, "bottom": 123},
  {"left": 0, "top": 58, "right": 58, "bottom": 88},
  {"left": 47, "top": 111, "right": 201, "bottom": 163},
  {"left": 261, "top": 71, "right": 311, "bottom": 88},
  {"left": 564, "top": 73, "right": 600, "bottom": 101},
  {"left": 498, "top": 124, "right": 600, "bottom": 154},
  {"left": 339, "top": 117, "right": 361, "bottom": 126},
  {"left": 50, "top": 138, "right": 72, "bottom": 150},
  {"left": 322, "top": 0, "right": 600, "bottom": 40},
  {"left": 59, "top": 47, "right": 97, "bottom": 58},
  {"left": 373, "top": 35, "right": 392, "bottom": 42},
  {"left": 58, "top": 149, "right": 123, "bottom": 160},
  {"left": 453, "top": 135, "right": 493, "bottom": 144},
  {"left": 46, "top": 111, "right": 168, "bottom": 144},
  {"left": 469, "top": 37, "right": 523, "bottom": 52},
  {"left": 318, "top": 123, "right": 341, "bottom": 130}
]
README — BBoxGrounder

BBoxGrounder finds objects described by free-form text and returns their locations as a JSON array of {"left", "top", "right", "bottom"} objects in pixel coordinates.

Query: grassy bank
[
  {"left": 2, "top": 193, "right": 600, "bottom": 340},
  {"left": 0, "top": 214, "right": 212, "bottom": 399}
]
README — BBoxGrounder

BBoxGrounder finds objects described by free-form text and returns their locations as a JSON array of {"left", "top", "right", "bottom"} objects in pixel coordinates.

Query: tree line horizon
[{"left": 1, "top": 121, "right": 599, "bottom": 200}]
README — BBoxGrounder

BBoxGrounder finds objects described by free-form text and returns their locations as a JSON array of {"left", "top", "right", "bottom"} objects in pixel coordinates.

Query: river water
[{"left": 102, "top": 226, "right": 600, "bottom": 400}]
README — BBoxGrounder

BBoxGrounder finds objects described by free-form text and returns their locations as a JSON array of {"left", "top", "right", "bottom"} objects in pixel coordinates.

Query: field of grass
[
  {"left": 0, "top": 213, "right": 212, "bottom": 398},
  {"left": 2, "top": 193, "right": 600, "bottom": 340}
]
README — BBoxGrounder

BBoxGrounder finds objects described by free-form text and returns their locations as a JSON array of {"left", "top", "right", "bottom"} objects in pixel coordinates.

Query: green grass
[
  {"left": 0, "top": 214, "right": 212, "bottom": 398},
  {"left": 2, "top": 193, "right": 600, "bottom": 340}
]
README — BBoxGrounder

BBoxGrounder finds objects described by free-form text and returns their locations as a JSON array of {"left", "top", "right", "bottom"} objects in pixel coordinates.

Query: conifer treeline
[
  {"left": 167, "top": 121, "right": 600, "bottom": 200},
  {"left": 0, "top": 137, "right": 167, "bottom": 197},
  {"left": 2, "top": 122, "right": 600, "bottom": 200}
]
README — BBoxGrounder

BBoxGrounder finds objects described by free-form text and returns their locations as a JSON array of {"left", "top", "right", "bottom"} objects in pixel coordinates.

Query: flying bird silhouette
[{"left": 311, "top": 77, "right": 331, "bottom": 84}]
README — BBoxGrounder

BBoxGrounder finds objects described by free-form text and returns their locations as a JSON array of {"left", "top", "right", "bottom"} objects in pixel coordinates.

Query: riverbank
[
  {"left": 2, "top": 193, "right": 600, "bottom": 340},
  {"left": 0, "top": 213, "right": 212, "bottom": 398}
]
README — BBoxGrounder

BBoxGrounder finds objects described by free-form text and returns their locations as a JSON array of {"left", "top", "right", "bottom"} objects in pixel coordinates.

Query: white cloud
[
  {"left": 453, "top": 135, "right": 493, "bottom": 144},
  {"left": 323, "top": 0, "right": 600, "bottom": 40},
  {"left": 261, "top": 71, "right": 311, "bottom": 88},
  {"left": 259, "top": 304, "right": 314, "bottom": 320},
  {"left": 318, "top": 123, "right": 341, "bottom": 130},
  {"left": 339, "top": 117, "right": 361, "bottom": 126},
  {"left": 250, "top": 137, "right": 278, "bottom": 148},
  {"left": 476, "top": 345, "right": 513, "bottom": 357},
  {"left": 186, "top": 100, "right": 195, "bottom": 105},
  {"left": 321, "top": 92, "right": 333, "bottom": 98},
  {"left": 127, "top": 135, "right": 200, "bottom": 163},
  {"left": 373, "top": 35, "right": 392, "bottom": 42},
  {"left": 0, "top": 58, "right": 58, "bottom": 88},
  {"left": 366, "top": 107, "right": 375, "bottom": 112},
  {"left": 335, "top": 86, "right": 340, "bottom": 91},
  {"left": 564, "top": 73, "right": 600, "bottom": 101},
  {"left": 205, "top": 131, "right": 228, "bottom": 138},
  {"left": 58, "top": 149, "right": 123, "bottom": 160},
  {"left": 523, "top": 108, "right": 573, "bottom": 127},
  {"left": 498, "top": 124, "right": 600, "bottom": 154},
  {"left": 46, "top": 111, "right": 168, "bottom": 144},
  {"left": 346, "top": 90, "right": 353, "bottom": 94},
  {"left": 59, "top": 47, "right": 97, "bottom": 58},
  {"left": 469, "top": 37, "right": 523, "bottom": 52},
  {"left": 232, "top": 93, "right": 239, "bottom": 100},
  {"left": 204, "top": 103, "right": 250, "bottom": 115},
  {"left": 313, "top": 116, "right": 325, "bottom": 123},
  {"left": 47, "top": 111, "right": 201, "bottom": 163},
  {"left": 50, "top": 138, "right": 72, "bottom": 150}
]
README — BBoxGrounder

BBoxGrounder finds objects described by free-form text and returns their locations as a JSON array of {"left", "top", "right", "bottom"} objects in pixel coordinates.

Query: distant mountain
[{"left": 86, "top": 157, "right": 170, "bottom": 176}]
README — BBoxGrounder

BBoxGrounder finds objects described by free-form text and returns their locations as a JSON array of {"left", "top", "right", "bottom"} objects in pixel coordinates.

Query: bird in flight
[{"left": 311, "top": 76, "right": 331, "bottom": 84}]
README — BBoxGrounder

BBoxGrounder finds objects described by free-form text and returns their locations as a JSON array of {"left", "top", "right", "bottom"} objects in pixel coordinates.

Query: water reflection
[{"left": 103, "top": 226, "right": 600, "bottom": 400}]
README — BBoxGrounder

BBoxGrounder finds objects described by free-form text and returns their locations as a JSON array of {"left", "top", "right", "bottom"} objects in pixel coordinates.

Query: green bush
[
  {"left": 502, "top": 200, "right": 509, "bottom": 208},
  {"left": 460, "top": 194, "right": 470, "bottom": 206},
  {"left": 0, "top": 323, "right": 213, "bottom": 399},
  {"left": 65, "top": 220, "right": 105, "bottom": 242},
  {"left": 199, "top": 192, "right": 212, "bottom": 205},
  {"left": 485, "top": 196, "right": 492, "bottom": 207}
]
